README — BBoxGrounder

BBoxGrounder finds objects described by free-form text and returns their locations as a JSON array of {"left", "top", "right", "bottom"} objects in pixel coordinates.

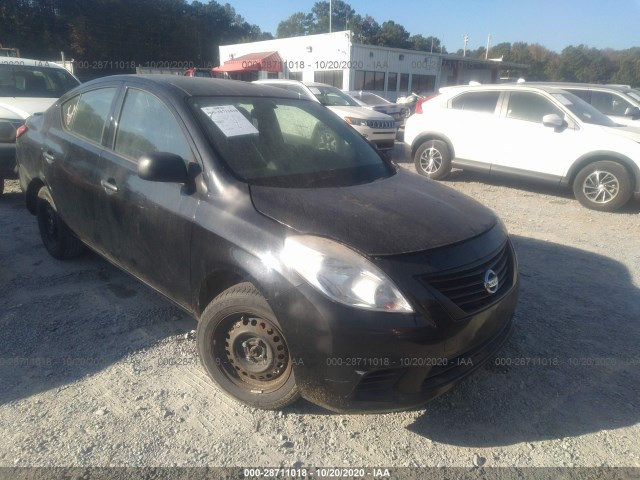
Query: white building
[{"left": 215, "top": 31, "right": 525, "bottom": 101}]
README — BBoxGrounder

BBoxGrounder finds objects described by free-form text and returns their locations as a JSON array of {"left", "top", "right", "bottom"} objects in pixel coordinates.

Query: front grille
[
  {"left": 366, "top": 120, "right": 395, "bottom": 129},
  {"left": 421, "top": 243, "right": 514, "bottom": 313}
]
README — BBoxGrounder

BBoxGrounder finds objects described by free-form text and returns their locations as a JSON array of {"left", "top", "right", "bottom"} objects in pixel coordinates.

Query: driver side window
[
  {"left": 507, "top": 92, "right": 563, "bottom": 124},
  {"left": 115, "top": 88, "right": 193, "bottom": 162}
]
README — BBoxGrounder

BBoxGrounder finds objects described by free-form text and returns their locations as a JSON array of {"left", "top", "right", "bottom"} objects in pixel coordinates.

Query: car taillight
[
  {"left": 415, "top": 95, "right": 437, "bottom": 114},
  {"left": 16, "top": 124, "right": 28, "bottom": 139}
]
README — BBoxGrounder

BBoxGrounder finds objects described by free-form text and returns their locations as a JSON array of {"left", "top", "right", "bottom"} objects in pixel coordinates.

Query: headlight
[
  {"left": 344, "top": 117, "right": 368, "bottom": 127},
  {"left": 282, "top": 235, "right": 413, "bottom": 313}
]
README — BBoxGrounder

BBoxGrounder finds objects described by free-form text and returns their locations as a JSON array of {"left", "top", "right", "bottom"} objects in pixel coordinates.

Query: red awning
[{"left": 212, "top": 51, "right": 282, "bottom": 73}]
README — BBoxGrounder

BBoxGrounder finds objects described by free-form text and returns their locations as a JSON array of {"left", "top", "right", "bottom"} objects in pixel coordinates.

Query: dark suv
[{"left": 16, "top": 75, "right": 518, "bottom": 412}]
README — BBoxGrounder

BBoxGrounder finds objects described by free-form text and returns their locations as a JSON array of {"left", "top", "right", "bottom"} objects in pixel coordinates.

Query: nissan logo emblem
[{"left": 484, "top": 269, "right": 499, "bottom": 294}]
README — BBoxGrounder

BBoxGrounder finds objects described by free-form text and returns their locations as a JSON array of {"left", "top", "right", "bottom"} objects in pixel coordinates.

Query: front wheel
[
  {"left": 197, "top": 282, "right": 300, "bottom": 410},
  {"left": 413, "top": 140, "right": 452, "bottom": 180},
  {"left": 573, "top": 161, "right": 632, "bottom": 211}
]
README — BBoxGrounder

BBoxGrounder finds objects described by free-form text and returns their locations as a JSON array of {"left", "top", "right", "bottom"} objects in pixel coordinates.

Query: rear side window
[
  {"left": 64, "top": 88, "right": 116, "bottom": 144},
  {"left": 115, "top": 88, "right": 193, "bottom": 162},
  {"left": 506, "top": 92, "right": 563, "bottom": 123},
  {"left": 451, "top": 91, "right": 500, "bottom": 113}
]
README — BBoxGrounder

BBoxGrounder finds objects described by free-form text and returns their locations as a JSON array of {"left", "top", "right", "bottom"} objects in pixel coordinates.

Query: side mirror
[
  {"left": 624, "top": 106, "right": 640, "bottom": 118},
  {"left": 138, "top": 152, "right": 188, "bottom": 183},
  {"left": 542, "top": 113, "right": 566, "bottom": 130}
]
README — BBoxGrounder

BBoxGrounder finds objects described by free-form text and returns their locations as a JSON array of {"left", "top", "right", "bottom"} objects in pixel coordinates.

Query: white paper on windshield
[
  {"left": 308, "top": 86, "right": 322, "bottom": 95},
  {"left": 200, "top": 105, "right": 259, "bottom": 137},
  {"left": 554, "top": 94, "right": 573, "bottom": 106}
]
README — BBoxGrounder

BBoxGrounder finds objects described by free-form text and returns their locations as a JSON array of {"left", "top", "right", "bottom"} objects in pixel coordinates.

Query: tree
[
  {"left": 374, "top": 21, "right": 410, "bottom": 49},
  {"left": 277, "top": 12, "right": 313, "bottom": 37}
]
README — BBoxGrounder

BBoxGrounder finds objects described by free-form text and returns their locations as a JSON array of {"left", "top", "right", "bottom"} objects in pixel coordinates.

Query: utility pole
[
  {"left": 485, "top": 34, "right": 491, "bottom": 59},
  {"left": 329, "top": 0, "right": 332, "bottom": 33},
  {"left": 463, "top": 34, "right": 469, "bottom": 57}
]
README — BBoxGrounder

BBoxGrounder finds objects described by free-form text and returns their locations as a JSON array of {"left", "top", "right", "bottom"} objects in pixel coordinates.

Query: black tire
[
  {"left": 197, "top": 282, "right": 300, "bottom": 410},
  {"left": 36, "top": 187, "right": 85, "bottom": 259},
  {"left": 573, "top": 161, "right": 632, "bottom": 212},
  {"left": 413, "top": 140, "right": 452, "bottom": 180}
]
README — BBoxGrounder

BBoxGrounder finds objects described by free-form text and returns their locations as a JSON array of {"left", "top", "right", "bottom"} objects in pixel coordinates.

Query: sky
[{"left": 225, "top": 0, "right": 640, "bottom": 53}]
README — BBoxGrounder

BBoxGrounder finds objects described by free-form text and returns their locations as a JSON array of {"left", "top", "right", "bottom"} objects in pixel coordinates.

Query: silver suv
[
  {"left": 526, "top": 82, "right": 640, "bottom": 127},
  {"left": 0, "top": 58, "right": 80, "bottom": 195},
  {"left": 254, "top": 80, "right": 397, "bottom": 151}
]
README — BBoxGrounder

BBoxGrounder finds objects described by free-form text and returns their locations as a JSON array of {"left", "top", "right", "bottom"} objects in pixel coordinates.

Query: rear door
[
  {"left": 97, "top": 86, "right": 200, "bottom": 307},
  {"left": 444, "top": 90, "right": 503, "bottom": 167},
  {"left": 43, "top": 85, "right": 119, "bottom": 247}
]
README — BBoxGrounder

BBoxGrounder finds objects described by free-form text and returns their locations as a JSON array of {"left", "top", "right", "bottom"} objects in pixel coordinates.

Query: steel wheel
[
  {"left": 197, "top": 282, "right": 300, "bottom": 409},
  {"left": 217, "top": 313, "right": 291, "bottom": 392},
  {"left": 582, "top": 170, "right": 619, "bottom": 204}
]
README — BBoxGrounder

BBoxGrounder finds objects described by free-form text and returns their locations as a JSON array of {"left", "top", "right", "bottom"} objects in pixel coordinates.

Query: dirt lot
[{"left": 1, "top": 144, "right": 639, "bottom": 471}]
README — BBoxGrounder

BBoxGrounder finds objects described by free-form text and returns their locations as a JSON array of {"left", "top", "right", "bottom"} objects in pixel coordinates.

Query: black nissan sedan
[{"left": 16, "top": 75, "right": 518, "bottom": 413}]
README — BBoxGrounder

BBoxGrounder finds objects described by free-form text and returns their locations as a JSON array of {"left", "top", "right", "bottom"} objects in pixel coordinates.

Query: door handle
[
  {"left": 42, "top": 152, "right": 55, "bottom": 164},
  {"left": 100, "top": 178, "right": 118, "bottom": 193}
]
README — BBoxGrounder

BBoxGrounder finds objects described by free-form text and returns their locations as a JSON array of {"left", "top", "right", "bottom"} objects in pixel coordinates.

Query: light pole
[{"left": 329, "top": 0, "right": 332, "bottom": 33}]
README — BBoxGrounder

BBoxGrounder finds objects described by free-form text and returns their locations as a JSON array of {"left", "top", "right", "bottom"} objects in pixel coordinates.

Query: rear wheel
[
  {"left": 36, "top": 187, "right": 85, "bottom": 259},
  {"left": 573, "top": 161, "right": 632, "bottom": 211},
  {"left": 197, "top": 282, "right": 300, "bottom": 410},
  {"left": 413, "top": 140, "right": 452, "bottom": 180}
]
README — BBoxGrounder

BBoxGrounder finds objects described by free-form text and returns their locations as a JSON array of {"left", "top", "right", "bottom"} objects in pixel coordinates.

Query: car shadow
[
  {"left": 406, "top": 234, "right": 640, "bottom": 446},
  {"left": 0, "top": 193, "right": 197, "bottom": 406},
  {"left": 390, "top": 144, "right": 640, "bottom": 213}
]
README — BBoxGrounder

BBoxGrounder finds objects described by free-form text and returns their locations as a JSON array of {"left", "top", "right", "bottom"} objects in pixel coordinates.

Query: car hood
[
  {"left": 250, "top": 169, "right": 497, "bottom": 256},
  {"left": 327, "top": 105, "right": 394, "bottom": 121},
  {"left": 0, "top": 97, "right": 57, "bottom": 120}
]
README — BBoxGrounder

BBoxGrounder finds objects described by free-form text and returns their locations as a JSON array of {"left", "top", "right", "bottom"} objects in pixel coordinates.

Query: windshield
[
  {"left": 0, "top": 64, "right": 79, "bottom": 98},
  {"left": 551, "top": 92, "right": 618, "bottom": 126},
  {"left": 189, "top": 96, "right": 391, "bottom": 188},
  {"left": 309, "top": 86, "right": 360, "bottom": 107}
]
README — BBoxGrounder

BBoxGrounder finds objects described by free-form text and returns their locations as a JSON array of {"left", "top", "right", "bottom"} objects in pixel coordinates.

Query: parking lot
[{"left": 1, "top": 143, "right": 639, "bottom": 469}]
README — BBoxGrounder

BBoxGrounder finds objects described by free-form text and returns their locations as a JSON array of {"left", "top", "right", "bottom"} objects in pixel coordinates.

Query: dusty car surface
[
  {"left": 16, "top": 75, "right": 518, "bottom": 413},
  {"left": 0, "top": 58, "right": 80, "bottom": 195}
]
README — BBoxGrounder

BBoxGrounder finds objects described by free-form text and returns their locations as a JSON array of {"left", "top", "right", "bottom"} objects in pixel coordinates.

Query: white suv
[
  {"left": 254, "top": 80, "right": 397, "bottom": 151},
  {"left": 0, "top": 58, "right": 80, "bottom": 195},
  {"left": 404, "top": 84, "right": 640, "bottom": 211}
]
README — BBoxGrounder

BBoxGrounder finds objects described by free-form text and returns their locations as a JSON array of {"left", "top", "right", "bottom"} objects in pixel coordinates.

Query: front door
[{"left": 97, "top": 87, "right": 200, "bottom": 308}]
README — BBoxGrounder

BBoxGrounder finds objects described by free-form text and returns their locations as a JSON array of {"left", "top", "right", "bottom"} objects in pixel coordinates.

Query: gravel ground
[{"left": 1, "top": 142, "right": 639, "bottom": 471}]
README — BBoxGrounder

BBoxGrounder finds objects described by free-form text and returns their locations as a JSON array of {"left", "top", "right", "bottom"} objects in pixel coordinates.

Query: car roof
[
  {"left": 524, "top": 82, "right": 634, "bottom": 93},
  {"left": 439, "top": 84, "right": 570, "bottom": 95},
  {"left": 77, "top": 75, "right": 302, "bottom": 100},
  {"left": 0, "top": 58, "right": 70, "bottom": 70},
  {"left": 254, "top": 79, "right": 335, "bottom": 88}
]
